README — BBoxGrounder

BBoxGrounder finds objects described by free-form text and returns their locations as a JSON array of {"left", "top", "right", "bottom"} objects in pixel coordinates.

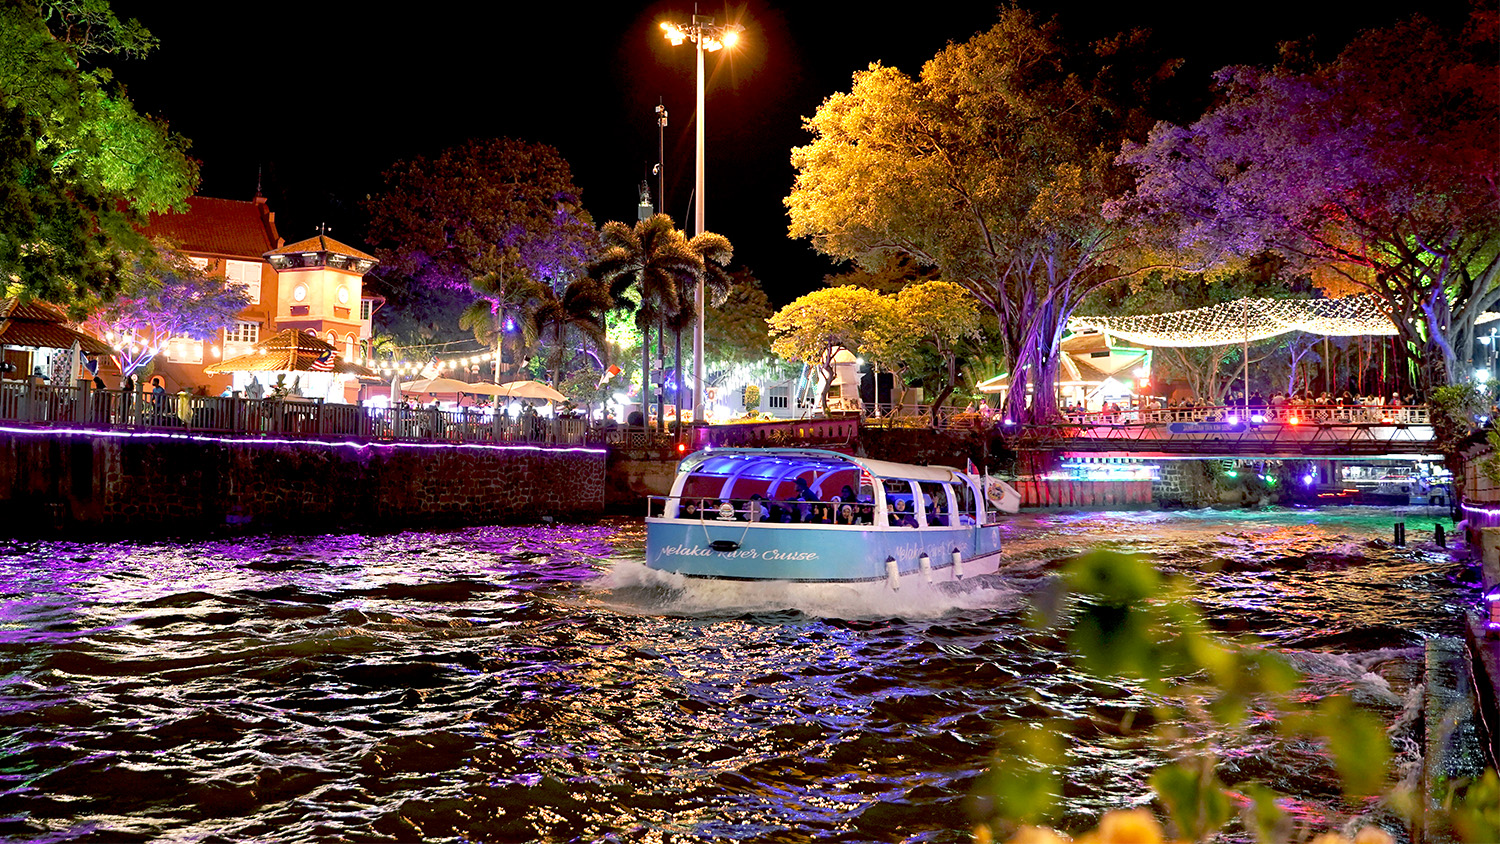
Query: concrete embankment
[{"left": 0, "top": 426, "right": 606, "bottom": 536}]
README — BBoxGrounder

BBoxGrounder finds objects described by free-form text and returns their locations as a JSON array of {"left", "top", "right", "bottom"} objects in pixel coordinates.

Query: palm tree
[
  {"left": 587, "top": 214, "right": 700, "bottom": 428},
  {"left": 666, "top": 232, "right": 734, "bottom": 425},
  {"left": 531, "top": 277, "right": 612, "bottom": 385},
  {"left": 460, "top": 265, "right": 552, "bottom": 381}
]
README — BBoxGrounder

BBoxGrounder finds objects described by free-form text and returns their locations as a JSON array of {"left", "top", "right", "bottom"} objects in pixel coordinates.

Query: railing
[
  {"left": 0, "top": 380, "right": 600, "bottom": 447},
  {"left": 998, "top": 403, "right": 1436, "bottom": 456},
  {"left": 647, "top": 494, "right": 989, "bottom": 526}
]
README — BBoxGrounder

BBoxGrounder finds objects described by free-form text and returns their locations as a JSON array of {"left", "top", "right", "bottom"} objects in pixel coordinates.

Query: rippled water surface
[{"left": 0, "top": 506, "right": 1476, "bottom": 842}]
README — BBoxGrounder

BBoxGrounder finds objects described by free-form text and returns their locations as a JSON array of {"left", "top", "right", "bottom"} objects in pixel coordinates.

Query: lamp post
[{"left": 660, "top": 13, "right": 742, "bottom": 424}]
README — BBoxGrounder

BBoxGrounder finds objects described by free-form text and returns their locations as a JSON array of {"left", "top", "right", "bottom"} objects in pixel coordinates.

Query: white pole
[{"left": 692, "top": 37, "right": 706, "bottom": 425}]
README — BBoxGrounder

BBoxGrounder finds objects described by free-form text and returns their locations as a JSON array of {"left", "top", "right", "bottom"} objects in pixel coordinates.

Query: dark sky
[{"left": 107, "top": 0, "right": 1468, "bottom": 306}]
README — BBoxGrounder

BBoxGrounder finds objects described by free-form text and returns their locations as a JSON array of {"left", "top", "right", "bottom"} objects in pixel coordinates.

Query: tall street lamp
[{"left": 660, "top": 13, "right": 742, "bottom": 424}]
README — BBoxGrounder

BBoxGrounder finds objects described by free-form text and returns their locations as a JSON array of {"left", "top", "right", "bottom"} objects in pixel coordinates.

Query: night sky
[{"left": 106, "top": 1, "right": 1468, "bottom": 306}]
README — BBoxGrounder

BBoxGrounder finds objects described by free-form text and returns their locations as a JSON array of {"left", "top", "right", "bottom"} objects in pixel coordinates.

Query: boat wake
[{"left": 590, "top": 561, "right": 1034, "bottom": 620}]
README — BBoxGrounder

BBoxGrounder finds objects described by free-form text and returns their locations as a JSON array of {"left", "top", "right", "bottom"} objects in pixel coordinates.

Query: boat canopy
[{"left": 675, "top": 448, "right": 968, "bottom": 485}]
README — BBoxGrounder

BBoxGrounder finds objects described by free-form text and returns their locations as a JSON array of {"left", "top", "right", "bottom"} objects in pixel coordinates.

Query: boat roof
[{"left": 676, "top": 448, "right": 968, "bottom": 484}]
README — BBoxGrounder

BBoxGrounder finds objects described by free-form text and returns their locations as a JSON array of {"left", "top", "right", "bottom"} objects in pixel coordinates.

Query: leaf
[{"left": 1150, "top": 760, "right": 1233, "bottom": 841}]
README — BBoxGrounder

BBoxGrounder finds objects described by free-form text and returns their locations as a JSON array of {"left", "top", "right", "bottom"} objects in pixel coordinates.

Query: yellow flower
[
  {"left": 1006, "top": 826, "right": 1071, "bottom": 844},
  {"left": 1353, "top": 827, "right": 1395, "bottom": 844},
  {"left": 1094, "top": 809, "right": 1163, "bottom": 844}
]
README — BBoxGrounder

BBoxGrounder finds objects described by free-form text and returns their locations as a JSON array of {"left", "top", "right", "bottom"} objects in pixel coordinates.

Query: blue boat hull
[{"left": 645, "top": 519, "right": 1003, "bottom": 583}]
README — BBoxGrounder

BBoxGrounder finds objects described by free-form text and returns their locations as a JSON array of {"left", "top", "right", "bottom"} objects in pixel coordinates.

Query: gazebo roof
[
  {"left": 204, "top": 329, "right": 372, "bottom": 375},
  {"left": 0, "top": 299, "right": 112, "bottom": 354}
]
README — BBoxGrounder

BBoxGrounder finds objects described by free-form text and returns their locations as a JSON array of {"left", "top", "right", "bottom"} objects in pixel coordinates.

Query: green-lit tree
[{"left": 0, "top": 0, "right": 199, "bottom": 311}]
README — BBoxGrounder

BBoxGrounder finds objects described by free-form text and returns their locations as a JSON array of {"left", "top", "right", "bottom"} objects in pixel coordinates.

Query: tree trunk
[
  {"left": 673, "top": 326, "right": 684, "bottom": 429},
  {"left": 639, "top": 315, "right": 650, "bottom": 428}
]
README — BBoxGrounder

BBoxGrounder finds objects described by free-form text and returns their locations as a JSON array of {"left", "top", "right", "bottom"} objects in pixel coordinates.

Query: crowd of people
[{"left": 1061, "top": 390, "right": 1426, "bottom": 424}]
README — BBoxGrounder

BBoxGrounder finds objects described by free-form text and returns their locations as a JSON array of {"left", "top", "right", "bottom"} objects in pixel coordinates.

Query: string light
[{"left": 1070, "top": 295, "right": 1500, "bottom": 348}]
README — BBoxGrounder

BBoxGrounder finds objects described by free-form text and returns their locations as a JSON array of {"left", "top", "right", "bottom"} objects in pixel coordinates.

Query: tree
[
  {"left": 768, "top": 286, "right": 891, "bottom": 414},
  {"left": 0, "top": 0, "right": 198, "bottom": 311},
  {"left": 1112, "top": 11, "right": 1499, "bottom": 393},
  {"left": 703, "top": 268, "right": 774, "bottom": 366},
  {"left": 531, "top": 277, "right": 611, "bottom": 385},
  {"left": 87, "top": 243, "right": 249, "bottom": 378},
  {"left": 665, "top": 231, "right": 733, "bottom": 424},
  {"left": 363, "top": 138, "right": 596, "bottom": 346},
  {"left": 896, "top": 281, "right": 983, "bottom": 422},
  {"left": 587, "top": 214, "right": 702, "bottom": 427},
  {"left": 787, "top": 8, "right": 1176, "bottom": 422},
  {"left": 822, "top": 254, "right": 936, "bottom": 294},
  {"left": 458, "top": 255, "right": 552, "bottom": 381}
]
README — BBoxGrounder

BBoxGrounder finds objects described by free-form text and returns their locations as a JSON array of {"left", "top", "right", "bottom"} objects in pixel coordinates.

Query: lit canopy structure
[{"left": 1068, "top": 295, "right": 1500, "bottom": 348}]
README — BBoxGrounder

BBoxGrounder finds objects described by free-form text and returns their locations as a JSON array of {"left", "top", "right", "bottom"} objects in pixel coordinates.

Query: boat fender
[
  {"left": 886, "top": 556, "right": 900, "bottom": 591},
  {"left": 709, "top": 540, "right": 741, "bottom": 552},
  {"left": 951, "top": 548, "right": 963, "bottom": 580},
  {"left": 919, "top": 553, "right": 933, "bottom": 584}
]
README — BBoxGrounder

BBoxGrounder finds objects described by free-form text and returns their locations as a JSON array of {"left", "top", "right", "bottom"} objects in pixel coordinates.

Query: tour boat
[{"left": 644, "top": 448, "right": 1018, "bottom": 587}]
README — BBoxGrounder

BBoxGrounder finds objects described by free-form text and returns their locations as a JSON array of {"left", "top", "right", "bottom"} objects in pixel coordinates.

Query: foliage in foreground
[{"left": 971, "top": 550, "right": 1497, "bottom": 844}]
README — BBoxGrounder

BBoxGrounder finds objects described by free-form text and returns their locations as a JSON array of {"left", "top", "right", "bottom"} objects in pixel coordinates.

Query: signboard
[{"left": 1168, "top": 421, "right": 1246, "bottom": 434}]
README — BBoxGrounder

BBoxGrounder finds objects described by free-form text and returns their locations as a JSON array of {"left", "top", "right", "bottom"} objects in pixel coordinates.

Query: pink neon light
[
  {"left": 0, "top": 425, "right": 606, "bottom": 456},
  {"left": 1461, "top": 502, "right": 1500, "bottom": 517}
]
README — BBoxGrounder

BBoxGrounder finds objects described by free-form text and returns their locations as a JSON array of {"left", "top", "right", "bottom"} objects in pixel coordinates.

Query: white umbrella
[
  {"left": 495, "top": 379, "right": 567, "bottom": 402},
  {"left": 401, "top": 377, "right": 511, "bottom": 396}
]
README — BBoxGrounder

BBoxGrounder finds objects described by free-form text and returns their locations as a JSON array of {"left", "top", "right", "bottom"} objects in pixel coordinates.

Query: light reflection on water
[{"left": 0, "top": 507, "right": 1476, "bottom": 842}]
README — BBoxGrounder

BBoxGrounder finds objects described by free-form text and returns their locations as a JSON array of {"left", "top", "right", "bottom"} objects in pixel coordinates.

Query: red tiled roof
[
  {"left": 141, "top": 196, "right": 281, "bottom": 259},
  {"left": 266, "top": 234, "right": 377, "bottom": 263},
  {"left": 0, "top": 299, "right": 113, "bottom": 353}
]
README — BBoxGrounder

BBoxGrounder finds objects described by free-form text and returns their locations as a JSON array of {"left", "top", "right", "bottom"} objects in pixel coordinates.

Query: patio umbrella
[
  {"left": 399, "top": 378, "right": 517, "bottom": 396},
  {"left": 495, "top": 379, "right": 566, "bottom": 403}
]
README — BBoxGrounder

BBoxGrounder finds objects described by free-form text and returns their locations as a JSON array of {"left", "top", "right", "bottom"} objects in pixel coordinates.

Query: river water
[{"left": 0, "top": 506, "right": 1477, "bottom": 843}]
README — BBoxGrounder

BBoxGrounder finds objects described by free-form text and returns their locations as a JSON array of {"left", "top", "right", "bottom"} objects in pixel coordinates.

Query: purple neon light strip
[
  {"left": 0, "top": 424, "right": 606, "bottom": 456},
  {"left": 1461, "top": 502, "right": 1500, "bottom": 517}
]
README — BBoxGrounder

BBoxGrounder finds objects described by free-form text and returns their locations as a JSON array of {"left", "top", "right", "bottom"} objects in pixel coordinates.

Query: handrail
[{"left": 0, "top": 380, "right": 602, "bottom": 447}]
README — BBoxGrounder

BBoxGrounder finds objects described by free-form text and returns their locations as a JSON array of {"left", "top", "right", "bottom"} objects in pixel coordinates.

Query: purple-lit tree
[
  {"left": 363, "top": 138, "right": 597, "bottom": 347},
  {"left": 787, "top": 9, "right": 1177, "bottom": 422},
  {"left": 1112, "top": 12, "right": 1499, "bottom": 391},
  {"left": 87, "top": 245, "right": 250, "bottom": 378}
]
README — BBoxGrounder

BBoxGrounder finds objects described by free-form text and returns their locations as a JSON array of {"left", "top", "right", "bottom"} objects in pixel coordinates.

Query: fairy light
[{"left": 1070, "top": 296, "right": 1500, "bottom": 348}]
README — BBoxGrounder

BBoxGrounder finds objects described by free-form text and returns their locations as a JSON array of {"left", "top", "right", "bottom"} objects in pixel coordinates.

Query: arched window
[{"left": 345, "top": 333, "right": 356, "bottom": 358}]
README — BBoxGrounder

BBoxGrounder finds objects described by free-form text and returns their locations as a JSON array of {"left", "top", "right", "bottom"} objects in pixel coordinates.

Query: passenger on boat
[
  {"left": 889, "top": 499, "right": 917, "bottom": 527},
  {"left": 745, "top": 494, "right": 764, "bottom": 522},
  {"left": 682, "top": 499, "right": 700, "bottom": 519},
  {"left": 837, "top": 504, "right": 855, "bottom": 525}
]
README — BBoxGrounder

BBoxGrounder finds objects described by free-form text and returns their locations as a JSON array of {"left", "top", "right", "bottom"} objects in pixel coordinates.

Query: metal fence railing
[{"left": 0, "top": 380, "right": 600, "bottom": 447}]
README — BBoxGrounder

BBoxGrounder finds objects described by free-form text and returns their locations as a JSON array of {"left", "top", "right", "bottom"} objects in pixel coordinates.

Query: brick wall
[{"left": 0, "top": 427, "right": 606, "bottom": 536}]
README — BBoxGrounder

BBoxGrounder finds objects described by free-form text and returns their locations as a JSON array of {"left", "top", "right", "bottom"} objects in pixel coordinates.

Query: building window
[
  {"left": 189, "top": 257, "right": 210, "bottom": 272},
  {"left": 360, "top": 299, "right": 373, "bottom": 321},
  {"left": 225, "top": 260, "right": 261, "bottom": 304},
  {"left": 345, "top": 333, "right": 356, "bottom": 358},
  {"left": 225, "top": 321, "right": 260, "bottom": 344},
  {"left": 768, "top": 387, "right": 789, "bottom": 409}
]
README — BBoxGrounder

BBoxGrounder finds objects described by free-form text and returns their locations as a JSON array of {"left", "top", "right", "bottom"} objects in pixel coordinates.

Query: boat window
[
  {"left": 953, "top": 481, "right": 977, "bottom": 525},
  {"left": 917, "top": 481, "right": 952, "bottom": 526},
  {"left": 883, "top": 479, "right": 919, "bottom": 528}
]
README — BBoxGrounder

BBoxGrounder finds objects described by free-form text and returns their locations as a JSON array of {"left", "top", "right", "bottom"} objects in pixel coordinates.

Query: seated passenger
[
  {"left": 745, "top": 494, "right": 764, "bottom": 522},
  {"left": 681, "top": 500, "right": 700, "bottom": 519},
  {"left": 838, "top": 504, "right": 855, "bottom": 525}
]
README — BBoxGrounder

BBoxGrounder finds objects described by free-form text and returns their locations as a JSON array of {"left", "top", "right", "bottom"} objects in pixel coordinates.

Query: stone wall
[{"left": 0, "top": 427, "right": 606, "bottom": 536}]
